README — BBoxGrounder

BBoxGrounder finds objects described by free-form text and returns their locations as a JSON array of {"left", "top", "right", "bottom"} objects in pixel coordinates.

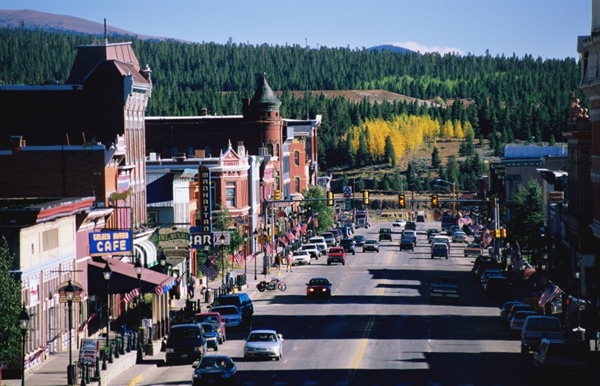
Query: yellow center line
[{"left": 346, "top": 264, "right": 388, "bottom": 383}]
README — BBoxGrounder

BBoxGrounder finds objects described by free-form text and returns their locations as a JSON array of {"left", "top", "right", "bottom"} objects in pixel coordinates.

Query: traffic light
[
  {"left": 327, "top": 190, "right": 334, "bottom": 206},
  {"left": 274, "top": 189, "right": 281, "bottom": 200},
  {"left": 431, "top": 194, "right": 439, "bottom": 208},
  {"left": 501, "top": 228, "right": 507, "bottom": 238},
  {"left": 363, "top": 190, "right": 370, "bottom": 205},
  {"left": 398, "top": 194, "right": 405, "bottom": 208},
  {"left": 494, "top": 229, "right": 501, "bottom": 238}
]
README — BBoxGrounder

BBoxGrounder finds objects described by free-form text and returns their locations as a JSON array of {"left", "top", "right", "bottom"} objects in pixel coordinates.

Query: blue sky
[{"left": 1, "top": 0, "right": 592, "bottom": 59}]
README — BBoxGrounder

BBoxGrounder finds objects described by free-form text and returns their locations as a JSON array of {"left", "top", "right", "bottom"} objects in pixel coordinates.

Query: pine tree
[{"left": 0, "top": 237, "right": 23, "bottom": 368}]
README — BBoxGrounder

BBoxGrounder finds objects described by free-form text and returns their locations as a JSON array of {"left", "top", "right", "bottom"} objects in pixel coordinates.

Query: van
[
  {"left": 308, "top": 236, "right": 328, "bottom": 255},
  {"left": 211, "top": 293, "right": 254, "bottom": 323},
  {"left": 521, "top": 315, "right": 564, "bottom": 353},
  {"left": 165, "top": 323, "right": 207, "bottom": 365}
]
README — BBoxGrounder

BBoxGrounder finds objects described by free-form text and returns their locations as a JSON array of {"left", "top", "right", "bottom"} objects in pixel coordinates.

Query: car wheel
[
  {"left": 431, "top": 255, "right": 434, "bottom": 259},
  {"left": 353, "top": 251, "right": 355, "bottom": 255},
  {"left": 521, "top": 345, "right": 528, "bottom": 354},
  {"left": 327, "top": 262, "right": 331, "bottom": 265},
  {"left": 215, "top": 344, "right": 219, "bottom": 351},
  {"left": 342, "top": 261, "right": 345, "bottom": 265}
]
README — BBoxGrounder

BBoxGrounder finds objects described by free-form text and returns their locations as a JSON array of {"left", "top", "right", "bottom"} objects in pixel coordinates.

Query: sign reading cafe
[{"left": 89, "top": 230, "right": 132, "bottom": 255}]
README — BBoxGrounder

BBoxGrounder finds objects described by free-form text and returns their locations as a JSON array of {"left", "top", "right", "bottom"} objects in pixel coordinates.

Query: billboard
[{"left": 89, "top": 230, "right": 132, "bottom": 255}]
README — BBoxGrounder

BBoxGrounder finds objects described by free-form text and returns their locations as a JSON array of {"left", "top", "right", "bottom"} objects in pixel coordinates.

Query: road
[{"left": 129, "top": 221, "right": 588, "bottom": 386}]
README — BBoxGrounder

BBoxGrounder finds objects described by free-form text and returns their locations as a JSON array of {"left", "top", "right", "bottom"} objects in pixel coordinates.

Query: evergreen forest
[{"left": 0, "top": 28, "right": 587, "bottom": 190}]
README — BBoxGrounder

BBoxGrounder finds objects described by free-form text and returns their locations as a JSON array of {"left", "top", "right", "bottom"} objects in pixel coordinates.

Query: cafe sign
[{"left": 89, "top": 230, "right": 132, "bottom": 255}]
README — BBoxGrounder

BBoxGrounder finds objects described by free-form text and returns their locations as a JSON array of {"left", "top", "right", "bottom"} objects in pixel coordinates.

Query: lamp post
[
  {"left": 262, "top": 229, "right": 268, "bottom": 278},
  {"left": 65, "top": 280, "right": 75, "bottom": 386},
  {"left": 134, "top": 258, "right": 143, "bottom": 364},
  {"left": 18, "top": 303, "right": 30, "bottom": 386},
  {"left": 252, "top": 229, "right": 258, "bottom": 280},
  {"left": 102, "top": 261, "right": 112, "bottom": 370},
  {"left": 574, "top": 271, "right": 584, "bottom": 340},
  {"left": 219, "top": 234, "right": 226, "bottom": 292},
  {"left": 243, "top": 232, "right": 249, "bottom": 281},
  {"left": 158, "top": 251, "right": 168, "bottom": 274}
]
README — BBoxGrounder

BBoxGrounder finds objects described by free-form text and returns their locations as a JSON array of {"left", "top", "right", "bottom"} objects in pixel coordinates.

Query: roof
[
  {"left": 250, "top": 73, "right": 281, "bottom": 113},
  {"left": 68, "top": 42, "right": 143, "bottom": 83}
]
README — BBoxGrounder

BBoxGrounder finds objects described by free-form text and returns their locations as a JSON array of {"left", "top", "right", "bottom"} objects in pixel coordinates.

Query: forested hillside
[{"left": 0, "top": 28, "right": 585, "bottom": 188}]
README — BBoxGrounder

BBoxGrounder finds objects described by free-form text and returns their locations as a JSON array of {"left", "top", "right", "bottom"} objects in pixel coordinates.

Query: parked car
[
  {"left": 521, "top": 315, "right": 564, "bottom": 354},
  {"left": 165, "top": 323, "right": 208, "bottom": 365},
  {"left": 209, "top": 305, "right": 243, "bottom": 328},
  {"left": 399, "top": 237, "right": 415, "bottom": 252},
  {"left": 508, "top": 310, "right": 539, "bottom": 334},
  {"left": 392, "top": 219, "right": 406, "bottom": 227},
  {"left": 531, "top": 338, "right": 590, "bottom": 376},
  {"left": 431, "top": 243, "right": 449, "bottom": 259},
  {"left": 192, "top": 354, "right": 237, "bottom": 385},
  {"left": 211, "top": 293, "right": 254, "bottom": 324},
  {"left": 353, "top": 234, "right": 366, "bottom": 246},
  {"left": 499, "top": 301, "right": 528, "bottom": 326},
  {"left": 327, "top": 247, "right": 346, "bottom": 265},
  {"left": 291, "top": 250, "right": 312, "bottom": 265},
  {"left": 200, "top": 323, "right": 220, "bottom": 351},
  {"left": 378, "top": 227, "right": 393, "bottom": 241},
  {"left": 463, "top": 242, "right": 483, "bottom": 257},
  {"left": 244, "top": 329, "right": 284, "bottom": 360},
  {"left": 339, "top": 238, "right": 356, "bottom": 255},
  {"left": 194, "top": 312, "right": 226, "bottom": 344},
  {"left": 300, "top": 243, "right": 320, "bottom": 259},
  {"left": 308, "top": 236, "right": 328, "bottom": 254},
  {"left": 506, "top": 303, "right": 535, "bottom": 326},
  {"left": 362, "top": 239, "right": 380, "bottom": 253},
  {"left": 452, "top": 231, "right": 468, "bottom": 243},
  {"left": 306, "top": 277, "right": 332, "bottom": 297}
]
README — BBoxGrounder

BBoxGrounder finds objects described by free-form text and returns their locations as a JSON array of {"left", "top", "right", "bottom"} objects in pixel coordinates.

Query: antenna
[
  {"left": 104, "top": 18, "right": 108, "bottom": 45},
  {"left": 305, "top": 38, "right": 309, "bottom": 120}
]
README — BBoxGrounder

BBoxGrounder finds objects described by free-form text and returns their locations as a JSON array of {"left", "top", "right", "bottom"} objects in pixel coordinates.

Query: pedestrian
[
  {"left": 276, "top": 253, "right": 283, "bottom": 272},
  {"left": 188, "top": 275, "right": 196, "bottom": 299},
  {"left": 286, "top": 250, "right": 293, "bottom": 272}
]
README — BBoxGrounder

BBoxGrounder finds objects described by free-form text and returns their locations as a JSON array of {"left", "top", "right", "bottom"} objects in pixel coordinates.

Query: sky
[{"left": 0, "top": 0, "right": 593, "bottom": 60}]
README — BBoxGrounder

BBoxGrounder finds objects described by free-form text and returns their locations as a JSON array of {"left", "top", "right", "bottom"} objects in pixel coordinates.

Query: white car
[
  {"left": 291, "top": 250, "right": 311, "bottom": 265},
  {"left": 244, "top": 329, "right": 284, "bottom": 360},
  {"left": 210, "top": 305, "right": 242, "bottom": 328},
  {"left": 300, "top": 244, "right": 320, "bottom": 259},
  {"left": 392, "top": 219, "right": 406, "bottom": 227}
]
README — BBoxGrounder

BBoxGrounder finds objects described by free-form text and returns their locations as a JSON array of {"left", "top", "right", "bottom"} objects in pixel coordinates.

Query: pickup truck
[
  {"left": 429, "top": 275, "right": 460, "bottom": 304},
  {"left": 521, "top": 316, "right": 564, "bottom": 354},
  {"left": 327, "top": 247, "right": 346, "bottom": 265}
]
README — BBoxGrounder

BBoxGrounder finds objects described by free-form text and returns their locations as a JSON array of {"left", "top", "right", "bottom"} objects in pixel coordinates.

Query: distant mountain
[
  {"left": 0, "top": 9, "right": 176, "bottom": 42},
  {"left": 367, "top": 44, "right": 417, "bottom": 55}
]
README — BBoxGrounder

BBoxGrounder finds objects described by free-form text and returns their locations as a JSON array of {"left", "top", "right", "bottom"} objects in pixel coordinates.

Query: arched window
[
  {"left": 294, "top": 177, "right": 300, "bottom": 193},
  {"left": 294, "top": 151, "right": 300, "bottom": 166}
]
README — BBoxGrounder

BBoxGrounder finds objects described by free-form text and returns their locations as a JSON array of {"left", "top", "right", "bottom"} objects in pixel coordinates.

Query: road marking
[{"left": 128, "top": 374, "right": 143, "bottom": 386}]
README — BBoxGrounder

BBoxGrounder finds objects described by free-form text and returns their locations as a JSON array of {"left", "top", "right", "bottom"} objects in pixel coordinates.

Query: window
[
  {"left": 294, "top": 151, "right": 300, "bottom": 166},
  {"left": 294, "top": 177, "right": 300, "bottom": 193},
  {"left": 226, "top": 183, "right": 236, "bottom": 207}
]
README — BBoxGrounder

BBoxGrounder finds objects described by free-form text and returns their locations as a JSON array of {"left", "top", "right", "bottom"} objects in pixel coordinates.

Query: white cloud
[{"left": 391, "top": 41, "right": 464, "bottom": 56}]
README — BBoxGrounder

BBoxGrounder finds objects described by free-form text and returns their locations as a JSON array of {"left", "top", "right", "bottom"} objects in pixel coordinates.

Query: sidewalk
[{"left": 2, "top": 262, "right": 266, "bottom": 386}]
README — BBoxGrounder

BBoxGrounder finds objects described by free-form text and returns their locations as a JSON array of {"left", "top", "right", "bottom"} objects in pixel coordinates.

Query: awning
[{"left": 88, "top": 257, "right": 178, "bottom": 296}]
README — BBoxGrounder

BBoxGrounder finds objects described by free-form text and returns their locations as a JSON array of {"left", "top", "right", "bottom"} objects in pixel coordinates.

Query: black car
[
  {"left": 353, "top": 234, "right": 366, "bottom": 246},
  {"left": 211, "top": 293, "right": 254, "bottom": 323},
  {"left": 379, "top": 228, "right": 393, "bottom": 241},
  {"left": 399, "top": 237, "right": 415, "bottom": 251},
  {"left": 405, "top": 221, "right": 417, "bottom": 230},
  {"left": 192, "top": 355, "right": 237, "bottom": 386},
  {"left": 165, "top": 323, "right": 208, "bottom": 365},
  {"left": 339, "top": 238, "right": 356, "bottom": 255}
]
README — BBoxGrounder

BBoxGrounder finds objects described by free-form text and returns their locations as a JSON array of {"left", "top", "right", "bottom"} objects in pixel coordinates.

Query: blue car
[{"left": 192, "top": 355, "right": 237, "bottom": 386}]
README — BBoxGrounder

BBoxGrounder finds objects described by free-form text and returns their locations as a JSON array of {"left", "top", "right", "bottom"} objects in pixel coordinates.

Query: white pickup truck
[{"left": 429, "top": 275, "right": 460, "bottom": 304}]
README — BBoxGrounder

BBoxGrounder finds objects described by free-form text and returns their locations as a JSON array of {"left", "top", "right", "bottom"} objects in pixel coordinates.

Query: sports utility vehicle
[
  {"left": 211, "top": 293, "right": 254, "bottom": 323},
  {"left": 379, "top": 228, "right": 393, "bottom": 241},
  {"left": 339, "top": 238, "right": 356, "bottom": 255}
]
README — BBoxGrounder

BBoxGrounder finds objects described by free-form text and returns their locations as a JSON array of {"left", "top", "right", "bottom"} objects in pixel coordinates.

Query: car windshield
[
  {"left": 199, "top": 357, "right": 232, "bottom": 369},
  {"left": 201, "top": 323, "right": 216, "bottom": 332},
  {"left": 170, "top": 327, "right": 200, "bottom": 339},
  {"left": 248, "top": 333, "right": 277, "bottom": 342},
  {"left": 309, "top": 279, "right": 329, "bottom": 285}
]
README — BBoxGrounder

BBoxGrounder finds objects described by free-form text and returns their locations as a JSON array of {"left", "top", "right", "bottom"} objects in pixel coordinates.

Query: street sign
[
  {"left": 343, "top": 186, "right": 352, "bottom": 198},
  {"left": 548, "top": 191, "right": 564, "bottom": 203},
  {"left": 190, "top": 232, "right": 213, "bottom": 249}
]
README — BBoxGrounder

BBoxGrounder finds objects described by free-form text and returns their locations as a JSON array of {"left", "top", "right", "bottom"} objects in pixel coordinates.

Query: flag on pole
[
  {"left": 246, "top": 252, "right": 255, "bottom": 262},
  {"left": 265, "top": 242, "right": 273, "bottom": 255},
  {"left": 123, "top": 287, "right": 140, "bottom": 303},
  {"left": 286, "top": 231, "right": 295, "bottom": 243},
  {"left": 234, "top": 250, "right": 245, "bottom": 266},
  {"left": 199, "top": 258, "right": 218, "bottom": 280},
  {"left": 279, "top": 236, "right": 287, "bottom": 246},
  {"left": 523, "top": 265, "right": 536, "bottom": 280},
  {"left": 78, "top": 312, "right": 97, "bottom": 332},
  {"left": 538, "top": 283, "right": 562, "bottom": 307}
]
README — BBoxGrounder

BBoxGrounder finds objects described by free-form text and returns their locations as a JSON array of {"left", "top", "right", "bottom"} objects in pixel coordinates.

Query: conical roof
[{"left": 250, "top": 72, "right": 281, "bottom": 113}]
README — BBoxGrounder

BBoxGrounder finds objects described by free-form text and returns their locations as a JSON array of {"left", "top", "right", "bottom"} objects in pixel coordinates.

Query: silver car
[{"left": 244, "top": 329, "right": 284, "bottom": 360}]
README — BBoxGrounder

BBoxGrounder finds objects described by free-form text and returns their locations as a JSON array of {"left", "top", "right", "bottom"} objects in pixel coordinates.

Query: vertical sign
[{"left": 197, "top": 166, "right": 213, "bottom": 233}]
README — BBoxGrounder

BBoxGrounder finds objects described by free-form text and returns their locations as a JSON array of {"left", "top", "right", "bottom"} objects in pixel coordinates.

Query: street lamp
[
  {"left": 219, "top": 234, "right": 226, "bottom": 292},
  {"left": 134, "top": 258, "right": 143, "bottom": 364},
  {"left": 573, "top": 271, "right": 584, "bottom": 340},
  {"left": 262, "top": 228, "right": 268, "bottom": 278},
  {"left": 158, "top": 250, "right": 167, "bottom": 274},
  {"left": 252, "top": 229, "right": 258, "bottom": 280},
  {"left": 18, "top": 303, "right": 30, "bottom": 386},
  {"left": 102, "top": 260, "right": 112, "bottom": 370},
  {"left": 65, "top": 280, "right": 76, "bottom": 386},
  {"left": 243, "top": 232, "right": 249, "bottom": 282}
]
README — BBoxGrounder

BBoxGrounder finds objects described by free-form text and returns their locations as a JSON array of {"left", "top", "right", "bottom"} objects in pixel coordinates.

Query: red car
[
  {"left": 306, "top": 277, "right": 332, "bottom": 297},
  {"left": 327, "top": 247, "right": 346, "bottom": 265}
]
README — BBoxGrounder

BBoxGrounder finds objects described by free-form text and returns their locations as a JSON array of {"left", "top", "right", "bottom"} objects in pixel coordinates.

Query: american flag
[
  {"left": 300, "top": 222, "right": 307, "bottom": 234},
  {"left": 482, "top": 229, "right": 492, "bottom": 248},
  {"left": 78, "top": 312, "right": 97, "bottom": 332},
  {"left": 265, "top": 242, "right": 273, "bottom": 255},
  {"left": 123, "top": 287, "right": 140, "bottom": 303},
  {"left": 246, "top": 252, "right": 256, "bottom": 262},
  {"left": 199, "top": 258, "right": 218, "bottom": 280},
  {"left": 279, "top": 236, "right": 287, "bottom": 246},
  {"left": 286, "top": 231, "right": 295, "bottom": 243},
  {"left": 155, "top": 284, "right": 164, "bottom": 296},
  {"left": 234, "top": 250, "right": 245, "bottom": 266},
  {"left": 538, "top": 283, "right": 562, "bottom": 307},
  {"left": 523, "top": 265, "right": 536, "bottom": 280}
]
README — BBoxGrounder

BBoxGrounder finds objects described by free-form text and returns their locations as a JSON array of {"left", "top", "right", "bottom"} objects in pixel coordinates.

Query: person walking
[
  {"left": 276, "top": 253, "right": 283, "bottom": 273},
  {"left": 286, "top": 250, "right": 293, "bottom": 272}
]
